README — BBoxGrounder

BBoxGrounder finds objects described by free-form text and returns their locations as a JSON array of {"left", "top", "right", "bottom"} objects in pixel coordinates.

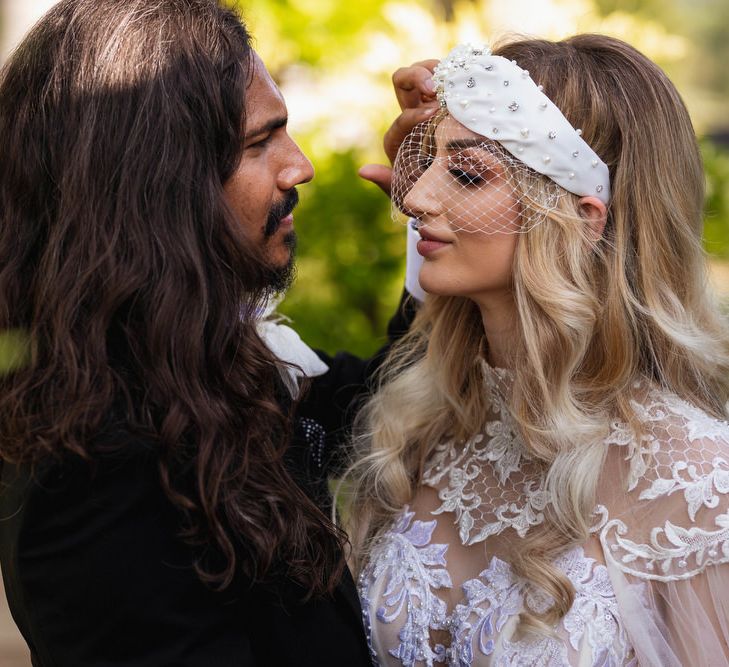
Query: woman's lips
[
  {"left": 416, "top": 239, "right": 450, "bottom": 256},
  {"left": 417, "top": 230, "right": 451, "bottom": 257}
]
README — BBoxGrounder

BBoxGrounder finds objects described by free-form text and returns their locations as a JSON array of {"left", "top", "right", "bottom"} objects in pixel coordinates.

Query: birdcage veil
[{"left": 391, "top": 112, "right": 567, "bottom": 234}]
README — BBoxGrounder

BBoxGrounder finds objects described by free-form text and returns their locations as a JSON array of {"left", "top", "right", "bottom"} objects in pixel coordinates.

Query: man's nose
[{"left": 278, "top": 138, "right": 314, "bottom": 190}]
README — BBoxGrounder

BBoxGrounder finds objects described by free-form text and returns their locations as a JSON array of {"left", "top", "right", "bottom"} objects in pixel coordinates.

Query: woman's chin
[
  {"left": 418, "top": 280, "right": 456, "bottom": 298},
  {"left": 418, "top": 268, "right": 457, "bottom": 297}
]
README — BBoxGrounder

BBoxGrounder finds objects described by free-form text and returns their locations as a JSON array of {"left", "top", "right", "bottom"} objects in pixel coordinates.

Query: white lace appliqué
[
  {"left": 423, "top": 362, "right": 549, "bottom": 546},
  {"left": 600, "top": 386, "right": 729, "bottom": 580},
  {"left": 422, "top": 366, "right": 729, "bottom": 580},
  {"left": 359, "top": 510, "right": 452, "bottom": 665},
  {"left": 359, "top": 510, "right": 636, "bottom": 666},
  {"left": 360, "top": 364, "right": 729, "bottom": 664}
]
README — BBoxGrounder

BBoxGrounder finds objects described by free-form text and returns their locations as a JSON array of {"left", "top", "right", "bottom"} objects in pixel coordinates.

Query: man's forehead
[{"left": 246, "top": 52, "right": 287, "bottom": 116}]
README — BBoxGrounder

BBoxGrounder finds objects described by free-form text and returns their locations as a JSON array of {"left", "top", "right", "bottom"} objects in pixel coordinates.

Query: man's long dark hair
[{"left": 0, "top": 0, "right": 344, "bottom": 594}]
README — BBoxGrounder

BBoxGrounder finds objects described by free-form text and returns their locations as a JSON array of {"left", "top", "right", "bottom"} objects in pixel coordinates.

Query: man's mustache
[{"left": 264, "top": 189, "right": 299, "bottom": 238}]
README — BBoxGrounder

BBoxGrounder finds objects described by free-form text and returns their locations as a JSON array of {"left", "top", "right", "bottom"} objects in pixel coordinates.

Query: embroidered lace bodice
[{"left": 358, "top": 362, "right": 729, "bottom": 666}]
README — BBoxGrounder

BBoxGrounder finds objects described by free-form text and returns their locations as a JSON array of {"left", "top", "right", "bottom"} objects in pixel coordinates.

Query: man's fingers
[
  {"left": 383, "top": 104, "right": 439, "bottom": 164},
  {"left": 358, "top": 164, "right": 393, "bottom": 197},
  {"left": 392, "top": 59, "right": 439, "bottom": 110},
  {"left": 372, "top": 58, "right": 439, "bottom": 191}
]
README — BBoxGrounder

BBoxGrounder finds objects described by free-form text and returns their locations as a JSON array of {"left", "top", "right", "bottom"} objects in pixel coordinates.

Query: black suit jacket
[
  {"left": 0, "top": 441, "right": 368, "bottom": 667},
  {"left": 0, "top": 294, "right": 416, "bottom": 666}
]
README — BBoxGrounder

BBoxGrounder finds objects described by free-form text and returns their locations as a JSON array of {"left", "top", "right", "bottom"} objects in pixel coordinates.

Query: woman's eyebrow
[
  {"left": 445, "top": 138, "right": 487, "bottom": 151},
  {"left": 445, "top": 139, "right": 505, "bottom": 168}
]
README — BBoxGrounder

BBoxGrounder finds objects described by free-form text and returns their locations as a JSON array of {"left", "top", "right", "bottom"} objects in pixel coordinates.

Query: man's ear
[{"left": 578, "top": 196, "right": 607, "bottom": 241}]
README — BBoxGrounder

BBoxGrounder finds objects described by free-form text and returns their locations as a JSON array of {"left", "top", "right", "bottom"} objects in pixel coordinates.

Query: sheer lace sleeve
[{"left": 597, "top": 389, "right": 729, "bottom": 666}]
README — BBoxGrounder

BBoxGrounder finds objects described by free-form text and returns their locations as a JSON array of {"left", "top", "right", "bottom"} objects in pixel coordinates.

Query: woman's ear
[{"left": 578, "top": 196, "right": 607, "bottom": 241}]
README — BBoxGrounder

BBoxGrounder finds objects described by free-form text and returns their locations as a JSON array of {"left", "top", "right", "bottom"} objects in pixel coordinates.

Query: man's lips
[{"left": 279, "top": 213, "right": 294, "bottom": 227}]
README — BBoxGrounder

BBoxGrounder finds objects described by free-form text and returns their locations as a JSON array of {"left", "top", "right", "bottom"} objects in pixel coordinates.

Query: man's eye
[
  {"left": 246, "top": 135, "right": 271, "bottom": 150},
  {"left": 448, "top": 168, "right": 485, "bottom": 187}
]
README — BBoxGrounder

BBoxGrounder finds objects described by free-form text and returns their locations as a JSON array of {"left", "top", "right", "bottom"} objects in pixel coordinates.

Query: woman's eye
[
  {"left": 417, "top": 154, "right": 434, "bottom": 173},
  {"left": 448, "top": 168, "right": 486, "bottom": 187}
]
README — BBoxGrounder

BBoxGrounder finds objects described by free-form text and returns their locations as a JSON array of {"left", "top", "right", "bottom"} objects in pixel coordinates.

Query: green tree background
[{"left": 232, "top": 0, "right": 729, "bottom": 358}]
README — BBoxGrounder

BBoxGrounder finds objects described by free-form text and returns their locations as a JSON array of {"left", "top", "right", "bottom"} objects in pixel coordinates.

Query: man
[{"left": 0, "top": 0, "right": 435, "bottom": 664}]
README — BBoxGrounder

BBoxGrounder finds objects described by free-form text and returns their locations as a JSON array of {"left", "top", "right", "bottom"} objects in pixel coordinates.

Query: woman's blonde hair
[{"left": 342, "top": 34, "right": 729, "bottom": 633}]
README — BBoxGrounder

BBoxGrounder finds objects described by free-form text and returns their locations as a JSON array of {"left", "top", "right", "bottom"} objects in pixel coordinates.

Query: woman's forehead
[
  {"left": 434, "top": 115, "right": 484, "bottom": 146},
  {"left": 429, "top": 115, "right": 503, "bottom": 163}
]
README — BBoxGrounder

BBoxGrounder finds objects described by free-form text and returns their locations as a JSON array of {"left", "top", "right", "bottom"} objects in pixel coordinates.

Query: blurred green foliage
[
  {"left": 235, "top": 0, "right": 729, "bottom": 356},
  {"left": 703, "top": 141, "right": 729, "bottom": 260},
  {"left": 0, "top": 329, "right": 30, "bottom": 374},
  {"left": 283, "top": 151, "right": 403, "bottom": 357}
]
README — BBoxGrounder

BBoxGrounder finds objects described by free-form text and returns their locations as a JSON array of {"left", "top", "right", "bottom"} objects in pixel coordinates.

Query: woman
[{"left": 344, "top": 35, "right": 729, "bottom": 666}]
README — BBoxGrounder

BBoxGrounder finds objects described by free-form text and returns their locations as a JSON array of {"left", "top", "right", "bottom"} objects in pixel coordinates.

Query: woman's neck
[{"left": 474, "top": 292, "right": 517, "bottom": 369}]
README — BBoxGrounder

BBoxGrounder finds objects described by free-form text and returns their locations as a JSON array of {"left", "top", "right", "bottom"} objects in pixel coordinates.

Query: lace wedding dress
[{"left": 358, "top": 362, "right": 729, "bottom": 666}]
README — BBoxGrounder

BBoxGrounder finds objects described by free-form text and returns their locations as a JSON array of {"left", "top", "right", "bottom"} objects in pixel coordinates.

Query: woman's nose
[{"left": 401, "top": 160, "right": 445, "bottom": 220}]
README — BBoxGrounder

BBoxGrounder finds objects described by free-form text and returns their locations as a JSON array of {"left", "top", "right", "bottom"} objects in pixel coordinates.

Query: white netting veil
[{"left": 391, "top": 112, "right": 568, "bottom": 234}]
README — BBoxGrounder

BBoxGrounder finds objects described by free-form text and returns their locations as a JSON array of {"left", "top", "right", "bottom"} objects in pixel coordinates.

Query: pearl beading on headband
[{"left": 433, "top": 44, "right": 611, "bottom": 205}]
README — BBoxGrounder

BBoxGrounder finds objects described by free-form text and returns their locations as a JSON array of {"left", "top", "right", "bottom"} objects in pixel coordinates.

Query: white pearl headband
[{"left": 433, "top": 44, "right": 611, "bottom": 205}]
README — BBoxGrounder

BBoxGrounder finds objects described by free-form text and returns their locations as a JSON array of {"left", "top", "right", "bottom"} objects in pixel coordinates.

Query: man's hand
[{"left": 360, "top": 59, "right": 439, "bottom": 196}]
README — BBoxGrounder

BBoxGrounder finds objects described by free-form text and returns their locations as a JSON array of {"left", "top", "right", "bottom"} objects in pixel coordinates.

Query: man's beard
[
  {"left": 263, "top": 230, "right": 296, "bottom": 293},
  {"left": 263, "top": 189, "right": 298, "bottom": 293}
]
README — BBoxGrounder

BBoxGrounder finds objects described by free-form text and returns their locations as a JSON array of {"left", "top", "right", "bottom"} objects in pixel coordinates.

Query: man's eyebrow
[{"left": 244, "top": 115, "right": 287, "bottom": 140}]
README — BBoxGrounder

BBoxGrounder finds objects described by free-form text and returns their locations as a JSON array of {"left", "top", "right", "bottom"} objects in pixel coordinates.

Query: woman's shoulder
[
  {"left": 632, "top": 384, "right": 729, "bottom": 444},
  {"left": 597, "top": 385, "right": 729, "bottom": 581},
  {"left": 605, "top": 383, "right": 729, "bottom": 484}
]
